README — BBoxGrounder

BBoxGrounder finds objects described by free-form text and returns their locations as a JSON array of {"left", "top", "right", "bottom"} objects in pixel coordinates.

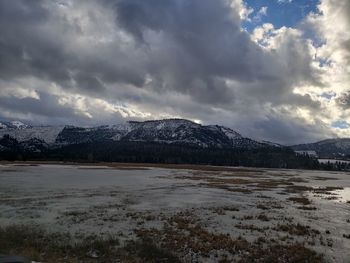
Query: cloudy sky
[{"left": 0, "top": 0, "right": 349, "bottom": 144}]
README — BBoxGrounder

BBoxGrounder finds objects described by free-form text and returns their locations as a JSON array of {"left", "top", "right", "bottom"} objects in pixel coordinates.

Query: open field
[{"left": 0, "top": 163, "right": 349, "bottom": 262}]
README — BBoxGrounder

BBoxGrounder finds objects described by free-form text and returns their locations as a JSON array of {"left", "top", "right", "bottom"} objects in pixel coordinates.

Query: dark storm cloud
[
  {"left": 0, "top": 91, "right": 128, "bottom": 126},
  {"left": 253, "top": 116, "right": 335, "bottom": 145},
  {"left": 0, "top": 0, "right": 146, "bottom": 96},
  {"left": 112, "top": 0, "right": 250, "bottom": 80},
  {"left": 111, "top": 0, "right": 262, "bottom": 95}
]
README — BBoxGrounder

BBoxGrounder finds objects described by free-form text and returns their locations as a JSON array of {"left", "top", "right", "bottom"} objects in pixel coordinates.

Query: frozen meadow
[{"left": 0, "top": 163, "right": 349, "bottom": 262}]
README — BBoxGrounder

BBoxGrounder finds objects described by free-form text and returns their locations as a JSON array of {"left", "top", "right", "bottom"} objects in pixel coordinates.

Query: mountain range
[
  {"left": 0, "top": 119, "right": 271, "bottom": 152},
  {"left": 0, "top": 119, "right": 349, "bottom": 160}
]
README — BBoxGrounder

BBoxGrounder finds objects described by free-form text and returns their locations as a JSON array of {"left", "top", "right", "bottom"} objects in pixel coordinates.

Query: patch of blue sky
[
  {"left": 242, "top": 0, "right": 320, "bottom": 32},
  {"left": 320, "top": 92, "right": 336, "bottom": 100},
  {"left": 332, "top": 120, "right": 350, "bottom": 129}
]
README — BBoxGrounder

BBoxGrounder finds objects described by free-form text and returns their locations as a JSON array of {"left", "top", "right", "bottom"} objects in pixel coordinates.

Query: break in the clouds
[{"left": 0, "top": 0, "right": 349, "bottom": 144}]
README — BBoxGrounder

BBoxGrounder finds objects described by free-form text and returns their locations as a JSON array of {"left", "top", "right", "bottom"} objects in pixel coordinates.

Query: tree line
[{"left": 0, "top": 136, "right": 322, "bottom": 170}]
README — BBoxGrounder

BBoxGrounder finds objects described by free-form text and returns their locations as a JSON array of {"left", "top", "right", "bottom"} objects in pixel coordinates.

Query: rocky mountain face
[
  {"left": 291, "top": 138, "right": 350, "bottom": 159},
  {"left": 0, "top": 119, "right": 274, "bottom": 152}
]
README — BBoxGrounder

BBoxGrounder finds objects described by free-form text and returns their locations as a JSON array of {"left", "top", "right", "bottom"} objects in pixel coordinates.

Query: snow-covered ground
[{"left": 0, "top": 164, "right": 349, "bottom": 262}]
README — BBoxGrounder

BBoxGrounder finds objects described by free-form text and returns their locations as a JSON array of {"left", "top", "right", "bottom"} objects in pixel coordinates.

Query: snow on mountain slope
[
  {"left": 261, "top": 140, "right": 283, "bottom": 148},
  {"left": 0, "top": 119, "right": 278, "bottom": 150},
  {"left": 121, "top": 119, "right": 268, "bottom": 149},
  {"left": 9, "top": 121, "right": 31, "bottom": 129},
  {"left": 0, "top": 123, "right": 7, "bottom": 129},
  {"left": 0, "top": 126, "right": 64, "bottom": 144},
  {"left": 124, "top": 119, "right": 203, "bottom": 143},
  {"left": 0, "top": 121, "right": 32, "bottom": 129},
  {"left": 207, "top": 125, "right": 242, "bottom": 140}
]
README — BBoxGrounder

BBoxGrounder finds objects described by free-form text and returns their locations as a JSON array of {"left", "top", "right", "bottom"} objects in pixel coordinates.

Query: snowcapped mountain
[
  {"left": 0, "top": 118, "right": 278, "bottom": 151},
  {"left": 0, "top": 121, "right": 32, "bottom": 130},
  {"left": 291, "top": 138, "right": 350, "bottom": 159},
  {"left": 122, "top": 120, "right": 238, "bottom": 147}
]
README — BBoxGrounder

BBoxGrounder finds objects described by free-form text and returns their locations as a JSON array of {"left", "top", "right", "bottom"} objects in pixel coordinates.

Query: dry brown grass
[
  {"left": 0, "top": 160, "right": 265, "bottom": 172},
  {"left": 212, "top": 205, "right": 240, "bottom": 215},
  {"left": 0, "top": 224, "right": 180, "bottom": 263},
  {"left": 257, "top": 204, "right": 270, "bottom": 210},
  {"left": 136, "top": 217, "right": 251, "bottom": 257},
  {"left": 135, "top": 212, "right": 324, "bottom": 262},
  {"left": 256, "top": 214, "right": 270, "bottom": 221},
  {"left": 238, "top": 244, "right": 324, "bottom": 263},
  {"left": 274, "top": 223, "right": 320, "bottom": 236},
  {"left": 0, "top": 225, "right": 119, "bottom": 262},
  {"left": 285, "top": 185, "right": 314, "bottom": 193},
  {"left": 312, "top": 186, "right": 343, "bottom": 193},
  {"left": 297, "top": 206, "right": 317, "bottom": 210},
  {"left": 288, "top": 196, "right": 312, "bottom": 205},
  {"left": 235, "top": 223, "right": 270, "bottom": 232},
  {"left": 312, "top": 176, "right": 338, "bottom": 181}
]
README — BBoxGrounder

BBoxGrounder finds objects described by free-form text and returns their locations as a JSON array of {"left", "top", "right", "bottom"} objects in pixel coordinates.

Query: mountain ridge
[
  {"left": 0, "top": 118, "right": 276, "bottom": 152},
  {"left": 291, "top": 138, "right": 350, "bottom": 159},
  {"left": 2, "top": 118, "right": 350, "bottom": 160}
]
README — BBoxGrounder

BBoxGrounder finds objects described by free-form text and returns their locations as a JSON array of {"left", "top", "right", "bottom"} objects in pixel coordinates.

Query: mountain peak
[
  {"left": 0, "top": 120, "right": 31, "bottom": 129},
  {"left": 9, "top": 121, "right": 30, "bottom": 129}
]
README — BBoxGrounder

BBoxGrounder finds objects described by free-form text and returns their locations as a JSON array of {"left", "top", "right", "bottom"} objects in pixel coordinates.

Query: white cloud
[
  {"left": 229, "top": 0, "right": 254, "bottom": 22},
  {"left": 251, "top": 6, "right": 268, "bottom": 23}
]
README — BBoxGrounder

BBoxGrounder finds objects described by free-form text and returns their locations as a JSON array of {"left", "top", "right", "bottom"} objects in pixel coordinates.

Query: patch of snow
[
  {"left": 0, "top": 122, "right": 7, "bottom": 129},
  {"left": 220, "top": 127, "right": 242, "bottom": 140},
  {"left": 10, "top": 120, "right": 30, "bottom": 129},
  {"left": 156, "top": 122, "right": 165, "bottom": 130}
]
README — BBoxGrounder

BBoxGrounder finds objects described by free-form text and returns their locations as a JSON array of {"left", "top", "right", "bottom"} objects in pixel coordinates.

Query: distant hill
[{"left": 291, "top": 138, "right": 350, "bottom": 159}]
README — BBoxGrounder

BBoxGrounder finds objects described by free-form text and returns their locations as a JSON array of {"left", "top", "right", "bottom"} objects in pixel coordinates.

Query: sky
[{"left": 0, "top": 0, "right": 349, "bottom": 145}]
